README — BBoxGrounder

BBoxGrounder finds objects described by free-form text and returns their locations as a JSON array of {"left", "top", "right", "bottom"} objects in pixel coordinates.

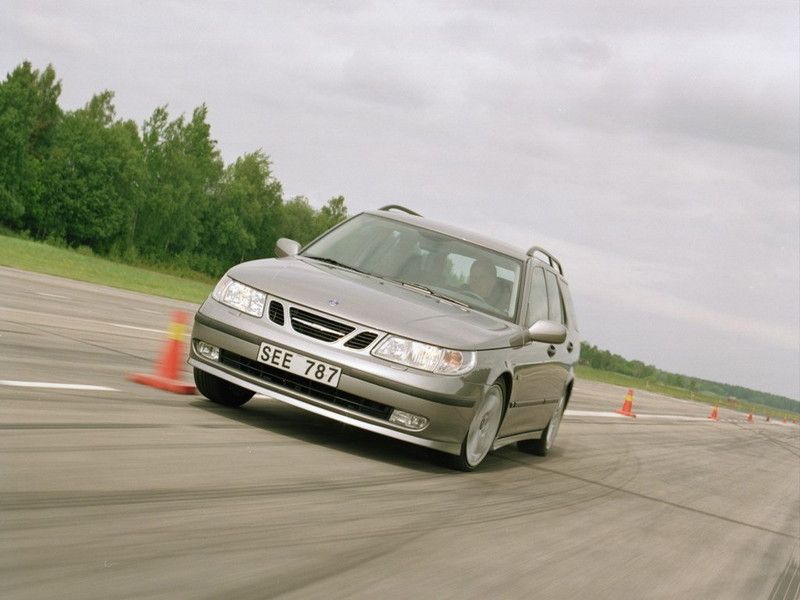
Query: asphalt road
[{"left": 1, "top": 266, "right": 798, "bottom": 600}]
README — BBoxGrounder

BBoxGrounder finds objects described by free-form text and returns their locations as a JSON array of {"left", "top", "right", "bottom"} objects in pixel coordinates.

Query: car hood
[{"left": 226, "top": 257, "right": 522, "bottom": 350}]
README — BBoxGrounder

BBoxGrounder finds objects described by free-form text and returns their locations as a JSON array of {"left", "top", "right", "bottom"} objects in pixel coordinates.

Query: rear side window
[
  {"left": 544, "top": 271, "right": 564, "bottom": 324},
  {"left": 558, "top": 278, "right": 578, "bottom": 331},
  {"left": 525, "top": 267, "right": 548, "bottom": 327}
]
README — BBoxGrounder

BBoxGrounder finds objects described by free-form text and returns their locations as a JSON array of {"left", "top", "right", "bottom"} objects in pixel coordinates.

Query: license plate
[{"left": 256, "top": 342, "right": 342, "bottom": 387}]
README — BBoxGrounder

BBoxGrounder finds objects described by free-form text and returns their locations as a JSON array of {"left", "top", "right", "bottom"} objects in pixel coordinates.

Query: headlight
[
  {"left": 372, "top": 335, "right": 476, "bottom": 375},
  {"left": 211, "top": 275, "right": 266, "bottom": 317}
]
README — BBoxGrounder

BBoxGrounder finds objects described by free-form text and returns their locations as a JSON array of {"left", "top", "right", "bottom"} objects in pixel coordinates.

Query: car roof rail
[
  {"left": 527, "top": 246, "right": 563, "bottom": 275},
  {"left": 378, "top": 204, "right": 422, "bottom": 217}
]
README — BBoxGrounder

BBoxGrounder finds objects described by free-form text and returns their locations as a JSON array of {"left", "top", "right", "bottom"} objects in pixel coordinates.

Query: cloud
[
  {"left": 1, "top": 0, "right": 797, "bottom": 396},
  {"left": 479, "top": 216, "right": 799, "bottom": 348},
  {"left": 11, "top": 10, "right": 97, "bottom": 53}
]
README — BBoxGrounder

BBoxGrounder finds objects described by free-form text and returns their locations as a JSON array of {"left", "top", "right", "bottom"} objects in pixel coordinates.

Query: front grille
[
  {"left": 219, "top": 350, "right": 392, "bottom": 420},
  {"left": 268, "top": 300, "right": 284, "bottom": 325},
  {"left": 344, "top": 331, "right": 379, "bottom": 349},
  {"left": 289, "top": 307, "right": 354, "bottom": 342}
]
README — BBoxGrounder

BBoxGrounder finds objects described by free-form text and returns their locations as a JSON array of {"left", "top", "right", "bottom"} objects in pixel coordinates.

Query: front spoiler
[{"left": 189, "top": 357, "right": 463, "bottom": 455}]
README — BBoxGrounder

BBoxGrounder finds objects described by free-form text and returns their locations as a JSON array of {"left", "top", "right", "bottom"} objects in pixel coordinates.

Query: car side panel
[{"left": 499, "top": 342, "right": 565, "bottom": 437}]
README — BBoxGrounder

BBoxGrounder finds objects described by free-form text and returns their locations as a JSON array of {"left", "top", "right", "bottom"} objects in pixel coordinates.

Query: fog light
[
  {"left": 197, "top": 341, "right": 220, "bottom": 361},
  {"left": 389, "top": 409, "right": 429, "bottom": 431}
]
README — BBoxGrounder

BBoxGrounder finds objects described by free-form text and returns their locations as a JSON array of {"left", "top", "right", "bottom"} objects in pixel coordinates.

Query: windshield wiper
[
  {"left": 302, "top": 255, "right": 373, "bottom": 276},
  {"left": 391, "top": 279, "right": 470, "bottom": 309}
]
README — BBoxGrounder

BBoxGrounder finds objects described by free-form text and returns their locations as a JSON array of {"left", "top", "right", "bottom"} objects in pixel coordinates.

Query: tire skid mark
[
  {"left": 2, "top": 466, "right": 635, "bottom": 577},
  {"left": 3, "top": 319, "right": 162, "bottom": 347},
  {"left": 508, "top": 459, "right": 797, "bottom": 540},
  {"left": 4, "top": 318, "right": 157, "bottom": 365},
  {"left": 6, "top": 424, "right": 793, "bottom": 599},
  {"left": 0, "top": 423, "right": 169, "bottom": 430},
  {"left": 3, "top": 441, "right": 642, "bottom": 560},
  {"left": 751, "top": 429, "right": 800, "bottom": 459},
  {"left": 1, "top": 393, "right": 200, "bottom": 410},
  {"left": 0, "top": 472, "right": 436, "bottom": 511},
  {"left": 767, "top": 544, "right": 800, "bottom": 600},
  {"left": 202, "top": 530, "right": 429, "bottom": 600},
  {"left": 0, "top": 422, "right": 254, "bottom": 432},
  {"left": 720, "top": 421, "right": 800, "bottom": 460},
  {"left": 0, "top": 440, "right": 299, "bottom": 453},
  {"left": 201, "top": 477, "right": 633, "bottom": 599}
]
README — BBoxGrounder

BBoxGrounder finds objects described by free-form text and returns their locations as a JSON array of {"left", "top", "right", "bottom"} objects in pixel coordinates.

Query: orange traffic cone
[
  {"left": 615, "top": 388, "right": 636, "bottom": 418},
  {"left": 746, "top": 413, "right": 754, "bottom": 423},
  {"left": 129, "top": 311, "right": 196, "bottom": 394},
  {"left": 708, "top": 406, "right": 719, "bottom": 421}
]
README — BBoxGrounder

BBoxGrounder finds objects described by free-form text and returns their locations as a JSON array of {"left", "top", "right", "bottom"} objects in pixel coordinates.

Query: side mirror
[
  {"left": 526, "top": 320, "right": 567, "bottom": 344},
  {"left": 275, "top": 238, "right": 301, "bottom": 258}
]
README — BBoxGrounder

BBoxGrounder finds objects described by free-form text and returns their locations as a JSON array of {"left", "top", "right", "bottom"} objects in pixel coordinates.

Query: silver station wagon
[{"left": 190, "top": 206, "right": 580, "bottom": 470}]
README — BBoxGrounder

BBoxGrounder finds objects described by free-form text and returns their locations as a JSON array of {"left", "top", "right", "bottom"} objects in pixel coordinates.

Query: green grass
[
  {"left": 576, "top": 365, "right": 799, "bottom": 418},
  {"left": 0, "top": 235, "right": 214, "bottom": 303},
  {"left": 576, "top": 364, "right": 721, "bottom": 404}
]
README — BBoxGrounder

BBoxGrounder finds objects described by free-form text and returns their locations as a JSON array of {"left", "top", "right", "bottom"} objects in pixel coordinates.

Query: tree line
[
  {"left": 0, "top": 61, "right": 347, "bottom": 277},
  {"left": 580, "top": 343, "right": 798, "bottom": 413}
]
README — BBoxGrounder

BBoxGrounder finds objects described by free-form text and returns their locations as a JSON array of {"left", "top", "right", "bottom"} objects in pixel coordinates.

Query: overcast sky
[{"left": 3, "top": 1, "right": 798, "bottom": 399}]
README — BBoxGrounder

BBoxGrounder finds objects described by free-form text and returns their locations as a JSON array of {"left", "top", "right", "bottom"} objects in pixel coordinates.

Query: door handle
[
  {"left": 547, "top": 345, "right": 556, "bottom": 357},
  {"left": 567, "top": 342, "right": 574, "bottom": 353}
]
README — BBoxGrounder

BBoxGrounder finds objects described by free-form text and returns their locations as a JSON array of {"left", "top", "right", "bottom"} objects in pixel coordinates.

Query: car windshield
[{"left": 301, "top": 214, "right": 523, "bottom": 321}]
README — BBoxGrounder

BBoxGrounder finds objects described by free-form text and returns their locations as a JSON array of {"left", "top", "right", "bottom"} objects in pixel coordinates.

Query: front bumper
[{"left": 190, "top": 301, "right": 486, "bottom": 455}]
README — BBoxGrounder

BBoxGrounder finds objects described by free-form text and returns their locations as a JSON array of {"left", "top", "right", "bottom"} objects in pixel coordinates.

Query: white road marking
[
  {"left": 35, "top": 292, "right": 69, "bottom": 299},
  {"left": 0, "top": 305, "right": 191, "bottom": 337},
  {"left": 108, "top": 322, "right": 170, "bottom": 334},
  {"left": 0, "top": 380, "right": 118, "bottom": 391},
  {"left": 565, "top": 409, "right": 710, "bottom": 422},
  {"left": 635, "top": 414, "right": 711, "bottom": 422},
  {"left": 565, "top": 409, "right": 627, "bottom": 419},
  {"left": 133, "top": 308, "right": 163, "bottom": 315}
]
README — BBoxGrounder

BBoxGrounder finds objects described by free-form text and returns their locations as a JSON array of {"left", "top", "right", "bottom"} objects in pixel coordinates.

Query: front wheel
[
  {"left": 194, "top": 368, "right": 254, "bottom": 408},
  {"left": 518, "top": 393, "right": 566, "bottom": 456},
  {"left": 445, "top": 380, "right": 506, "bottom": 471}
]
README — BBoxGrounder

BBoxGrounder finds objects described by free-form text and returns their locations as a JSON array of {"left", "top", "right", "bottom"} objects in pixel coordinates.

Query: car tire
[
  {"left": 517, "top": 392, "right": 567, "bottom": 457},
  {"left": 445, "top": 379, "right": 506, "bottom": 472},
  {"left": 194, "top": 368, "right": 254, "bottom": 408}
]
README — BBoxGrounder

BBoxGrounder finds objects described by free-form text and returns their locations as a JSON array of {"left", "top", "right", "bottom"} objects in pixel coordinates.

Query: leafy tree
[
  {"left": 135, "top": 104, "right": 223, "bottom": 262},
  {"left": 199, "top": 150, "right": 283, "bottom": 271},
  {"left": 280, "top": 196, "right": 318, "bottom": 246},
  {"left": 0, "top": 60, "right": 355, "bottom": 275},
  {"left": 36, "top": 91, "right": 144, "bottom": 252},
  {"left": 0, "top": 61, "right": 61, "bottom": 229},
  {"left": 316, "top": 195, "right": 348, "bottom": 233}
]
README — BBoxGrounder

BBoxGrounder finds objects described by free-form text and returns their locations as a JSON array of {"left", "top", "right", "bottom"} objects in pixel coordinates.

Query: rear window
[
  {"left": 544, "top": 271, "right": 564, "bottom": 324},
  {"left": 558, "top": 278, "right": 578, "bottom": 330},
  {"left": 525, "top": 267, "right": 548, "bottom": 327}
]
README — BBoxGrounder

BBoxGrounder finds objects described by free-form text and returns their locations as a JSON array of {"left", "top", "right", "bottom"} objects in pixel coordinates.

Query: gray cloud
[{"left": 2, "top": 0, "right": 798, "bottom": 397}]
